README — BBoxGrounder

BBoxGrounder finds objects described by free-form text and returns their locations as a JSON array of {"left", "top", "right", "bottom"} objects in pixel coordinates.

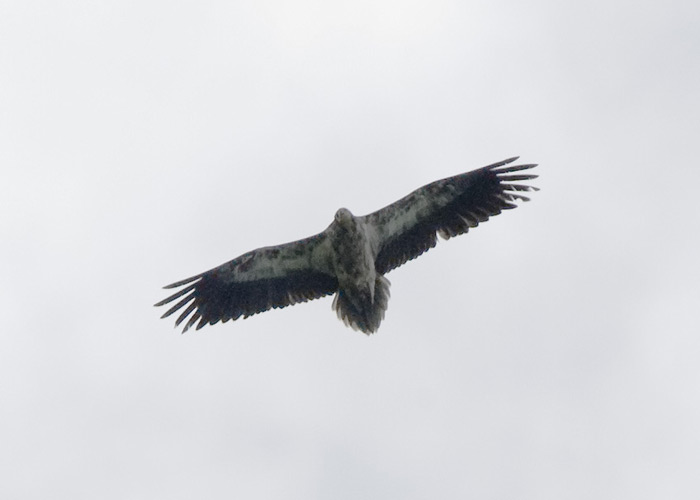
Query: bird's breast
[{"left": 330, "top": 220, "right": 376, "bottom": 289}]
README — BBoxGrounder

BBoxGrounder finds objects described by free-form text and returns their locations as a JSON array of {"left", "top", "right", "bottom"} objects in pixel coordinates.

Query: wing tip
[
  {"left": 487, "top": 156, "right": 520, "bottom": 169},
  {"left": 162, "top": 274, "right": 202, "bottom": 289},
  {"left": 492, "top": 163, "right": 538, "bottom": 175}
]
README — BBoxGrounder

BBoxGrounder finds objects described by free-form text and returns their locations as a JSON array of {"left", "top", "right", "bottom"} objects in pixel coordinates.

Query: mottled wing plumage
[
  {"left": 155, "top": 234, "right": 338, "bottom": 332},
  {"left": 364, "top": 157, "right": 538, "bottom": 274}
]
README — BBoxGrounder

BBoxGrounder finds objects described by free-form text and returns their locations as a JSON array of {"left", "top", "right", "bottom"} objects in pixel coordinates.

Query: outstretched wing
[
  {"left": 155, "top": 233, "right": 338, "bottom": 332},
  {"left": 363, "top": 157, "right": 538, "bottom": 275}
]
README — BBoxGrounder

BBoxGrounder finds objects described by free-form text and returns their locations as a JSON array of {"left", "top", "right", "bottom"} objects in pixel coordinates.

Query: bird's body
[
  {"left": 156, "top": 157, "right": 538, "bottom": 334},
  {"left": 328, "top": 208, "right": 390, "bottom": 332}
]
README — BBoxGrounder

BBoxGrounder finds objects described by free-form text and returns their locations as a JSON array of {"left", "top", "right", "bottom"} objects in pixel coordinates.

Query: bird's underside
[{"left": 155, "top": 157, "right": 538, "bottom": 334}]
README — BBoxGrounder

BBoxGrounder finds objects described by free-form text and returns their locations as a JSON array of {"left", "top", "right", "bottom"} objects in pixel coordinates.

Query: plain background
[{"left": 2, "top": 1, "right": 699, "bottom": 498}]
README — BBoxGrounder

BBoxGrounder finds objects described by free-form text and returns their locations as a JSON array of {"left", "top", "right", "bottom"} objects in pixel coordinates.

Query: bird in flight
[{"left": 156, "top": 157, "right": 538, "bottom": 334}]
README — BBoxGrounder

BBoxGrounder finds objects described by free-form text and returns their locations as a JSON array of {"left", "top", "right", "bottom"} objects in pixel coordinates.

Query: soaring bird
[{"left": 155, "top": 157, "right": 538, "bottom": 334}]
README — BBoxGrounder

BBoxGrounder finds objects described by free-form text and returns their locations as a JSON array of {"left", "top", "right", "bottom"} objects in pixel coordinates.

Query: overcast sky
[{"left": 2, "top": 0, "right": 699, "bottom": 498}]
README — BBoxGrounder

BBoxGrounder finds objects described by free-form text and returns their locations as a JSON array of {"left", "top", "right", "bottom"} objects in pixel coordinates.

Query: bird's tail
[{"left": 332, "top": 275, "right": 391, "bottom": 334}]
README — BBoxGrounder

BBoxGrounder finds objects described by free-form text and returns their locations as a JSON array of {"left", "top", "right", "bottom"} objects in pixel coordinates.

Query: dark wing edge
[
  {"left": 154, "top": 234, "right": 338, "bottom": 333},
  {"left": 365, "top": 157, "right": 538, "bottom": 274}
]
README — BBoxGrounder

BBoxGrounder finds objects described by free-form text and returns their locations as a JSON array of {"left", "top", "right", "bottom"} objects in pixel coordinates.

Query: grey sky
[{"left": 2, "top": 0, "right": 699, "bottom": 498}]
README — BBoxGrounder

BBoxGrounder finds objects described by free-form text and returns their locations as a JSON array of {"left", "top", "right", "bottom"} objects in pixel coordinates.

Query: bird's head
[{"left": 334, "top": 207, "right": 354, "bottom": 227}]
